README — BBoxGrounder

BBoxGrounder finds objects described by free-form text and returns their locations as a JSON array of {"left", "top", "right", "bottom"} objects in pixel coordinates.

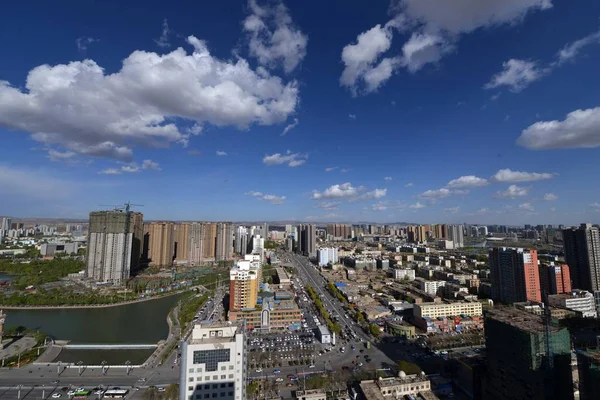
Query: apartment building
[{"left": 414, "top": 301, "right": 483, "bottom": 319}]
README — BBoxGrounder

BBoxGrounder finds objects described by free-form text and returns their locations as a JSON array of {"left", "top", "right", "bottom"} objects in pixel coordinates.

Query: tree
[
  {"left": 369, "top": 323, "right": 380, "bottom": 337},
  {"left": 143, "top": 387, "right": 158, "bottom": 400},
  {"left": 164, "top": 384, "right": 179, "bottom": 400}
]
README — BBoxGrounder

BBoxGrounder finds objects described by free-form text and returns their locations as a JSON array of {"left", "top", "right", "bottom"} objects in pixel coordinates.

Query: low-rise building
[
  {"left": 317, "top": 325, "right": 331, "bottom": 344},
  {"left": 415, "top": 278, "right": 446, "bottom": 295},
  {"left": 394, "top": 268, "right": 416, "bottom": 281},
  {"left": 359, "top": 372, "right": 436, "bottom": 399},
  {"left": 294, "top": 389, "right": 326, "bottom": 400},
  {"left": 414, "top": 301, "right": 483, "bottom": 319},
  {"left": 548, "top": 290, "right": 597, "bottom": 318}
]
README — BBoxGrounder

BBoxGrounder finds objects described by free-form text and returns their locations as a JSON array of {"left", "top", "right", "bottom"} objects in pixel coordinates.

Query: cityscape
[
  {"left": 0, "top": 213, "right": 599, "bottom": 400},
  {"left": 1, "top": 1, "right": 600, "bottom": 400}
]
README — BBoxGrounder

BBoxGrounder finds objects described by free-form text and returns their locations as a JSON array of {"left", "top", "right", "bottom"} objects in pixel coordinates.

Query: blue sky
[{"left": 1, "top": 0, "right": 600, "bottom": 225}]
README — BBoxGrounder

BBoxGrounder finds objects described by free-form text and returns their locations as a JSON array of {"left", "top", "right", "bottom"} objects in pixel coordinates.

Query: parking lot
[{"left": 247, "top": 332, "right": 318, "bottom": 369}]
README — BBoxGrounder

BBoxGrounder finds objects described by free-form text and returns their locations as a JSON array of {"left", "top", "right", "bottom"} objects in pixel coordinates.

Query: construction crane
[{"left": 98, "top": 202, "right": 144, "bottom": 281}]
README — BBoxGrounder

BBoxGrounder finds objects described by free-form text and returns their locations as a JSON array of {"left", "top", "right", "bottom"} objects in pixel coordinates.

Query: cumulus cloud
[
  {"left": 418, "top": 188, "right": 452, "bottom": 199},
  {"left": 312, "top": 183, "right": 358, "bottom": 199},
  {"left": 446, "top": 175, "right": 488, "bottom": 188},
  {"left": 245, "top": 190, "right": 286, "bottom": 204},
  {"left": 543, "top": 193, "right": 558, "bottom": 201},
  {"left": 340, "top": 0, "right": 551, "bottom": 94},
  {"left": 351, "top": 188, "right": 388, "bottom": 202},
  {"left": 372, "top": 202, "right": 388, "bottom": 211},
  {"left": 325, "top": 167, "right": 338, "bottom": 172},
  {"left": 76, "top": 37, "right": 98, "bottom": 52},
  {"left": 0, "top": 36, "right": 298, "bottom": 161},
  {"left": 491, "top": 168, "right": 554, "bottom": 183},
  {"left": 409, "top": 201, "right": 426, "bottom": 209},
  {"left": 281, "top": 118, "right": 299, "bottom": 136},
  {"left": 518, "top": 202, "right": 534, "bottom": 211},
  {"left": 484, "top": 59, "right": 548, "bottom": 92},
  {"left": 444, "top": 207, "right": 460, "bottom": 214},
  {"left": 517, "top": 107, "right": 600, "bottom": 149},
  {"left": 495, "top": 184, "right": 528, "bottom": 199},
  {"left": 591, "top": 202, "right": 600, "bottom": 211},
  {"left": 263, "top": 150, "right": 307, "bottom": 167},
  {"left": 405, "top": 182, "right": 414, "bottom": 187},
  {"left": 384, "top": 176, "right": 393, "bottom": 181},
  {"left": 216, "top": 151, "right": 228, "bottom": 156},
  {"left": 349, "top": 114, "right": 356, "bottom": 120},
  {"left": 316, "top": 201, "right": 340, "bottom": 210},
  {"left": 558, "top": 29, "right": 600, "bottom": 64},
  {"left": 155, "top": 19, "right": 171, "bottom": 48},
  {"left": 48, "top": 149, "right": 76, "bottom": 162},
  {"left": 99, "top": 159, "right": 161, "bottom": 175},
  {"left": 243, "top": 0, "right": 308, "bottom": 73},
  {"left": 340, "top": 168, "right": 349, "bottom": 173}
]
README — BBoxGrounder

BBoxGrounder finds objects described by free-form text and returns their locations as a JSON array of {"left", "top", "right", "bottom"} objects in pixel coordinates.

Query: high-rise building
[
  {"left": 297, "top": 224, "right": 316, "bottom": 257},
  {"left": 577, "top": 349, "right": 600, "bottom": 400},
  {"left": 0, "top": 217, "right": 11, "bottom": 236},
  {"left": 188, "top": 222, "right": 218, "bottom": 264},
  {"left": 216, "top": 222, "right": 233, "bottom": 261},
  {"left": 173, "top": 222, "right": 190, "bottom": 264},
  {"left": 86, "top": 210, "right": 143, "bottom": 284},
  {"left": 489, "top": 248, "right": 541, "bottom": 304},
  {"left": 234, "top": 226, "right": 248, "bottom": 255},
  {"left": 448, "top": 225, "right": 464, "bottom": 248},
  {"left": 562, "top": 223, "right": 600, "bottom": 292},
  {"left": 483, "top": 307, "right": 574, "bottom": 400},
  {"left": 317, "top": 247, "right": 338, "bottom": 266},
  {"left": 417, "top": 225, "right": 427, "bottom": 242},
  {"left": 229, "top": 260, "right": 260, "bottom": 311},
  {"left": 548, "top": 290, "right": 597, "bottom": 318},
  {"left": 179, "top": 322, "right": 246, "bottom": 400},
  {"left": 538, "top": 264, "right": 571, "bottom": 295},
  {"left": 142, "top": 221, "right": 175, "bottom": 267}
]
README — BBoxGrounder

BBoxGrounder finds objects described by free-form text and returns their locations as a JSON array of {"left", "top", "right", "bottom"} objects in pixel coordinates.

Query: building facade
[
  {"left": 548, "top": 290, "right": 597, "bottom": 318},
  {"left": 228, "top": 261, "right": 260, "bottom": 311},
  {"left": 489, "top": 248, "right": 541, "bottom": 304},
  {"left": 179, "top": 323, "right": 246, "bottom": 400},
  {"left": 297, "top": 224, "right": 316, "bottom": 257},
  {"left": 448, "top": 225, "right": 464, "bottom": 248},
  {"left": 317, "top": 247, "right": 338, "bottom": 266},
  {"left": 563, "top": 223, "right": 600, "bottom": 292},
  {"left": 539, "top": 263, "right": 571, "bottom": 295},
  {"left": 86, "top": 210, "right": 143, "bottom": 284},
  {"left": 483, "top": 307, "right": 574, "bottom": 400},
  {"left": 143, "top": 221, "right": 175, "bottom": 267},
  {"left": 216, "top": 222, "right": 233, "bottom": 262},
  {"left": 413, "top": 301, "right": 483, "bottom": 319}
]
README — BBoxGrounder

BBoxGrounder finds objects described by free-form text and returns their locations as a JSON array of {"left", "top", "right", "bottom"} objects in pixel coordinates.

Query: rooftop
[{"left": 485, "top": 307, "right": 561, "bottom": 334}]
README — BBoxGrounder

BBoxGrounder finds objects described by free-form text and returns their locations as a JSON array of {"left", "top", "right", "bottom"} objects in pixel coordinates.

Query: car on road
[
  {"left": 275, "top": 378, "right": 283, "bottom": 382},
  {"left": 52, "top": 394, "right": 61, "bottom": 399},
  {"left": 51, "top": 380, "right": 60, "bottom": 384},
  {"left": 158, "top": 387, "right": 166, "bottom": 392},
  {"left": 67, "top": 391, "right": 75, "bottom": 396},
  {"left": 273, "top": 369, "right": 281, "bottom": 374},
  {"left": 256, "top": 368, "right": 262, "bottom": 372}
]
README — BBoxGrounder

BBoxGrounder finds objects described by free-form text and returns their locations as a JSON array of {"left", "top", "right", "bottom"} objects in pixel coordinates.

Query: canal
[{"left": 4, "top": 293, "right": 183, "bottom": 344}]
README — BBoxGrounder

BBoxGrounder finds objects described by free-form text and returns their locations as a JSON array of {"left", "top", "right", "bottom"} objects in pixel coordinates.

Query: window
[
  {"left": 204, "top": 385, "right": 210, "bottom": 390},
  {"left": 229, "top": 365, "right": 234, "bottom": 370},
  {"left": 221, "top": 366, "right": 226, "bottom": 371},
  {"left": 189, "top": 378, "right": 194, "bottom": 382},
  {"left": 228, "top": 374, "right": 233, "bottom": 379},
  {"left": 220, "top": 384, "right": 226, "bottom": 388},
  {"left": 212, "top": 384, "right": 218, "bottom": 389},
  {"left": 221, "top": 375, "right": 226, "bottom": 379},
  {"left": 228, "top": 383, "right": 234, "bottom": 388},
  {"left": 189, "top": 368, "right": 194, "bottom": 373},
  {"left": 188, "top": 387, "right": 193, "bottom": 391}
]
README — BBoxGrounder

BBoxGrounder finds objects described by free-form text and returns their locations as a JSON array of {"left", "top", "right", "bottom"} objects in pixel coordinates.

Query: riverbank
[{"left": 0, "top": 289, "right": 187, "bottom": 309}]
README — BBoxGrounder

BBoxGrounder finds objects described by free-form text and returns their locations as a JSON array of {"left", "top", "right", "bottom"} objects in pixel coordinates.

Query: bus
[{"left": 103, "top": 390, "right": 129, "bottom": 398}]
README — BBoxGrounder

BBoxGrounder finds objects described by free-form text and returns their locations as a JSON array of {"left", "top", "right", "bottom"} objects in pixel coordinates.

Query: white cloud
[
  {"left": 372, "top": 202, "right": 388, "bottom": 211},
  {"left": 495, "top": 184, "right": 528, "bottom": 199},
  {"left": 0, "top": 36, "right": 298, "bottom": 161},
  {"left": 446, "top": 175, "right": 488, "bottom": 188},
  {"left": 316, "top": 201, "right": 340, "bottom": 210},
  {"left": 591, "top": 202, "right": 600, "bottom": 210},
  {"left": 384, "top": 176, "right": 393, "bottom": 181},
  {"left": 245, "top": 191, "right": 286, "bottom": 204},
  {"left": 518, "top": 202, "right": 534, "bottom": 211},
  {"left": 155, "top": 19, "right": 171, "bottom": 48},
  {"left": 349, "top": 114, "right": 356, "bottom": 120},
  {"left": 558, "top": 29, "right": 600, "bottom": 64},
  {"left": 409, "top": 201, "right": 426, "bottom": 209},
  {"left": 99, "top": 159, "right": 160, "bottom": 175},
  {"left": 444, "top": 207, "right": 460, "bottom": 214},
  {"left": 243, "top": 0, "right": 307, "bottom": 74},
  {"left": 263, "top": 150, "right": 307, "bottom": 167},
  {"left": 281, "top": 118, "right": 299, "bottom": 136},
  {"left": 491, "top": 168, "right": 554, "bottom": 183},
  {"left": 340, "top": 168, "right": 349, "bottom": 173},
  {"left": 48, "top": 149, "right": 76, "bottom": 162},
  {"left": 401, "top": 32, "right": 452, "bottom": 73},
  {"left": 517, "top": 107, "right": 600, "bottom": 149},
  {"left": 352, "top": 188, "right": 388, "bottom": 202},
  {"left": 142, "top": 159, "right": 161, "bottom": 170},
  {"left": 543, "top": 193, "right": 558, "bottom": 201},
  {"left": 325, "top": 166, "right": 338, "bottom": 172},
  {"left": 340, "top": 23, "right": 397, "bottom": 95},
  {"left": 216, "top": 151, "right": 228, "bottom": 156},
  {"left": 340, "top": 0, "right": 551, "bottom": 93},
  {"left": 76, "top": 37, "right": 98, "bottom": 52},
  {"left": 418, "top": 188, "right": 451, "bottom": 199},
  {"left": 484, "top": 59, "right": 547, "bottom": 92},
  {"left": 312, "top": 183, "right": 358, "bottom": 199},
  {"left": 405, "top": 182, "right": 414, "bottom": 187}
]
